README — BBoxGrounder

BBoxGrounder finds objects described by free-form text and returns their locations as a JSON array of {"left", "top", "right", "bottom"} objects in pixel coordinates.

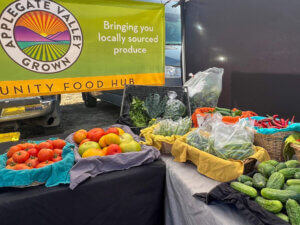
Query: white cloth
[{"left": 162, "top": 155, "right": 254, "bottom": 225}]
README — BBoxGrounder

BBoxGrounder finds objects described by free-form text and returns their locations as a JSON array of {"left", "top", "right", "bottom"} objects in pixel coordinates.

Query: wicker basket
[
  {"left": 254, "top": 131, "right": 294, "bottom": 161},
  {"left": 291, "top": 143, "right": 300, "bottom": 161}
]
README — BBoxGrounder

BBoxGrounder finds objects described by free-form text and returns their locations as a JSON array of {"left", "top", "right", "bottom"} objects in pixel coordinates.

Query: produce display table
[
  {"left": 162, "top": 155, "right": 254, "bottom": 225},
  {"left": 0, "top": 135, "right": 165, "bottom": 225}
]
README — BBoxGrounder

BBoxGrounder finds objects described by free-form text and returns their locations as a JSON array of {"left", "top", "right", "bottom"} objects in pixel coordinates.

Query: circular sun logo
[{"left": 0, "top": 0, "right": 83, "bottom": 73}]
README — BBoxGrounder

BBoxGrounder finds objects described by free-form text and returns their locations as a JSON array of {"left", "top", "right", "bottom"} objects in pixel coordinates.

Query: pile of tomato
[{"left": 5, "top": 139, "right": 66, "bottom": 170}]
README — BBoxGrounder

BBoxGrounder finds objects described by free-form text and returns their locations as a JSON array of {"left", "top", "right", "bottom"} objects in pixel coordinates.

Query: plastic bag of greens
[
  {"left": 209, "top": 119, "right": 254, "bottom": 160},
  {"left": 163, "top": 91, "right": 186, "bottom": 120},
  {"left": 154, "top": 117, "right": 191, "bottom": 136},
  {"left": 186, "top": 113, "right": 222, "bottom": 152},
  {"left": 184, "top": 67, "right": 224, "bottom": 112}
]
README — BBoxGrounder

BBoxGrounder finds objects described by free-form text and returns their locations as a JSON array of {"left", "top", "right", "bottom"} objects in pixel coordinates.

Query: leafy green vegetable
[
  {"left": 129, "top": 97, "right": 150, "bottom": 127},
  {"left": 144, "top": 93, "right": 168, "bottom": 118},
  {"left": 163, "top": 91, "right": 186, "bottom": 120},
  {"left": 154, "top": 117, "right": 191, "bottom": 136}
]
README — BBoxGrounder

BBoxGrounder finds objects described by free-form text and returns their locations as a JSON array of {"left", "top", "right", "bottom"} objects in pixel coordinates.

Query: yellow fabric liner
[
  {"left": 140, "top": 124, "right": 192, "bottom": 150},
  {"left": 171, "top": 133, "right": 270, "bottom": 182}
]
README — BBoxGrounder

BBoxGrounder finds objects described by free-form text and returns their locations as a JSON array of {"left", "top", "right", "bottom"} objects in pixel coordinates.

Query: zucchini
[
  {"left": 258, "top": 163, "right": 276, "bottom": 178},
  {"left": 266, "top": 172, "right": 285, "bottom": 189},
  {"left": 295, "top": 172, "right": 300, "bottom": 179},
  {"left": 244, "top": 181, "right": 253, "bottom": 187},
  {"left": 266, "top": 160, "right": 279, "bottom": 167},
  {"left": 286, "top": 199, "right": 300, "bottom": 225},
  {"left": 286, "top": 160, "right": 300, "bottom": 168},
  {"left": 261, "top": 188, "right": 300, "bottom": 203},
  {"left": 276, "top": 162, "right": 287, "bottom": 171},
  {"left": 230, "top": 182, "right": 257, "bottom": 198},
  {"left": 284, "top": 185, "right": 300, "bottom": 193},
  {"left": 255, "top": 196, "right": 283, "bottom": 213},
  {"left": 237, "top": 175, "right": 252, "bottom": 183},
  {"left": 287, "top": 179, "right": 300, "bottom": 186},
  {"left": 252, "top": 173, "right": 267, "bottom": 189},
  {"left": 276, "top": 213, "right": 289, "bottom": 223},
  {"left": 279, "top": 168, "right": 300, "bottom": 179}
]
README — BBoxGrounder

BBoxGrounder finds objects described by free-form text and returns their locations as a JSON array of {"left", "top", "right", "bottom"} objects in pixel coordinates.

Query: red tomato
[
  {"left": 24, "top": 143, "right": 37, "bottom": 150},
  {"left": 27, "top": 148, "right": 39, "bottom": 157},
  {"left": 37, "top": 142, "right": 53, "bottom": 150},
  {"left": 52, "top": 154, "right": 62, "bottom": 162},
  {"left": 106, "top": 127, "right": 119, "bottom": 135},
  {"left": 7, "top": 145, "right": 22, "bottom": 158},
  {"left": 12, "top": 150, "right": 30, "bottom": 163},
  {"left": 6, "top": 164, "right": 15, "bottom": 170},
  {"left": 38, "top": 149, "right": 54, "bottom": 162},
  {"left": 79, "top": 139, "right": 91, "bottom": 146},
  {"left": 87, "top": 128, "right": 105, "bottom": 142},
  {"left": 17, "top": 143, "right": 27, "bottom": 150},
  {"left": 53, "top": 149, "right": 63, "bottom": 156},
  {"left": 6, "top": 157, "right": 15, "bottom": 165},
  {"left": 14, "top": 163, "right": 32, "bottom": 170},
  {"left": 25, "top": 156, "right": 39, "bottom": 168},
  {"left": 52, "top": 139, "right": 66, "bottom": 149},
  {"left": 36, "top": 161, "right": 54, "bottom": 168}
]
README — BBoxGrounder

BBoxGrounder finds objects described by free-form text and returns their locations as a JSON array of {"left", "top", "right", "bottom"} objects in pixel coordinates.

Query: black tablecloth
[{"left": 0, "top": 135, "right": 166, "bottom": 225}]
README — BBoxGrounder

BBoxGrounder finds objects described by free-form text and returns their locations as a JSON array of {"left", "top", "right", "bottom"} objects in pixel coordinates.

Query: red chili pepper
[
  {"left": 285, "top": 119, "right": 289, "bottom": 127},
  {"left": 262, "top": 122, "right": 268, "bottom": 128},
  {"left": 268, "top": 121, "right": 273, "bottom": 127},
  {"left": 272, "top": 120, "right": 283, "bottom": 128},
  {"left": 281, "top": 118, "right": 285, "bottom": 125},
  {"left": 273, "top": 115, "right": 279, "bottom": 119},
  {"left": 291, "top": 116, "right": 295, "bottom": 124}
]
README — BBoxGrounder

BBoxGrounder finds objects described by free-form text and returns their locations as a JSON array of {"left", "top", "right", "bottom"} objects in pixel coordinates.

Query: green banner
[{"left": 0, "top": 0, "right": 165, "bottom": 98}]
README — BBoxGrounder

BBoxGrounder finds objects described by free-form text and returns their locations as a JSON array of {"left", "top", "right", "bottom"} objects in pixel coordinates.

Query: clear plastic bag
[
  {"left": 209, "top": 119, "right": 254, "bottom": 160},
  {"left": 163, "top": 91, "right": 186, "bottom": 120},
  {"left": 154, "top": 117, "right": 191, "bottom": 136},
  {"left": 186, "top": 113, "right": 222, "bottom": 152},
  {"left": 184, "top": 67, "right": 224, "bottom": 112}
]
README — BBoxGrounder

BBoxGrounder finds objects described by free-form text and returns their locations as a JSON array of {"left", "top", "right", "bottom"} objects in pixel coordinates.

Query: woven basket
[
  {"left": 161, "top": 142, "right": 173, "bottom": 155},
  {"left": 291, "top": 143, "right": 300, "bottom": 161},
  {"left": 254, "top": 131, "right": 294, "bottom": 161}
]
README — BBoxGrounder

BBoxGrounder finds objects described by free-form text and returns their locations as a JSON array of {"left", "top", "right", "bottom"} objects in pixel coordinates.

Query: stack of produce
[
  {"left": 231, "top": 159, "right": 300, "bottom": 224},
  {"left": 5, "top": 139, "right": 66, "bottom": 170},
  {"left": 251, "top": 115, "right": 295, "bottom": 129},
  {"left": 192, "top": 107, "right": 257, "bottom": 127},
  {"left": 73, "top": 127, "right": 141, "bottom": 158},
  {"left": 129, "top": 91, "right": 187, "bottom": 128}
]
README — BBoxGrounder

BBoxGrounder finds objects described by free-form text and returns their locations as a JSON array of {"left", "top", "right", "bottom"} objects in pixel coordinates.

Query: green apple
[
  {"left": 120, "top": 133, "right": 134, "bottom": 143},
  {"left": 78, "top": 141, "right": 100, "bottom": 156},
  {"left": 120, "top": 140, "right": 141, "bottom": 153}
]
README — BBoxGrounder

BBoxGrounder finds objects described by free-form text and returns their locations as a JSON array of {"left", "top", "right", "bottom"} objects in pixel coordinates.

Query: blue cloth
[
  {"left": 0, "top": 139, "right": 75, "bottom": 187},
  {"left": 246, "top": 116, "right": 300, "bottom": 134}
]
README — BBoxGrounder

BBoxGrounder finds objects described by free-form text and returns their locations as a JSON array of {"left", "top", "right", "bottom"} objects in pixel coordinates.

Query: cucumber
[
  {"left": 258, "top": 163, "right": 276, "bottom": 178},
  {"left": 276, "top": 162, "right": 287, "bottom": 171},
  {"left": 230, "top": 182, "right": 257, "bottom": 198},
  {"left": 255, "top": 196, "right": 283, "bottom": 213},
  {"left": 266, "top": 172, "right": 285, "bottom": 189},
  {"left": 284, "top": 185, "right": 300, "bottom": 193},
  {"left": 286, "top": 199, "right": 300, "bottom": 225},
  {"left": 286, "top": 160, "right": 300, "bottom": 168},
  {"left": 261, "top": 188, "right": 300, "bottom": 203},
  {"left": 252, "top": 173, "right": 267, "bottom": 189},
  {"left": 244, "top": 181, "right": 253, "bottom": 187},
  {"left": 295, "top": 172, "right": 300, "bottom": 179},
  {"left": 287, "top": 179, "right": 300, "bottom": 186},
  {"left": 276, "top": 213, "right": 289, "bottom": 223},
  {"left": 237, "top": 175, "right": 253, "bottom": 183},
  {"left": 279, "top": 168, "right": 300, "bottom": 179},
  {"left": 265, "top": 160, "right": 279, "bottom": 167}
]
